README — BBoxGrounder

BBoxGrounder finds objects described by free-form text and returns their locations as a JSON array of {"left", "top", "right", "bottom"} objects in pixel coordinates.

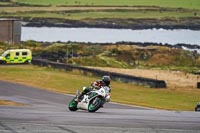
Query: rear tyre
[
  {"left": 68, "top": 98, "right": 78, "bottom": 111},
  {"left": 24, "top": 60, "right": 29, "bottom": 64},
  {"left": 88, "top": 97, "right": 103, "bottom": 112}
]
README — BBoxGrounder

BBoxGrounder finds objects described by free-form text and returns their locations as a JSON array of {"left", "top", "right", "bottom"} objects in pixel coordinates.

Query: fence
[{"left": 32, "top": 58, "right": 167, "bottom": 88}]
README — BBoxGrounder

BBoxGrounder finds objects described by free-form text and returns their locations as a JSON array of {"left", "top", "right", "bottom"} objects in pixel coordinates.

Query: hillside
[
  {"left": 60, "top": 44, "right": 200, "bottom": 69},
  {"left": 1, "top": 41, "right": 199, "bottom": 71}
]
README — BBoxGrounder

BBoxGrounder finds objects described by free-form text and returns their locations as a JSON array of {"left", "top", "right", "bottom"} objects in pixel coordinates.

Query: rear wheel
[
  {"left": 68, "top": 98, "right": 78, "bottom": 111},
  {"left": 24, "top": 60, "right": 30, "bottom": 64},
  {"left": 88, "top": 97, "right": 103, "bottom": 112}
]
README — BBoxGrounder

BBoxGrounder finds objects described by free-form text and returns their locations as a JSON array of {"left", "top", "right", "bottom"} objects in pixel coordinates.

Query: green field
[
  {"left": 14, "top": 0, "right": 200, "bottom": 9},
  {"left": 0, "top": 65, "right": 199, "bottom": 111},
  {"left": 1, "top": 10, "right": 198, "bottom": 20},
  {"left": 0, "top": 0, "right": 199, "bottom": 26}
]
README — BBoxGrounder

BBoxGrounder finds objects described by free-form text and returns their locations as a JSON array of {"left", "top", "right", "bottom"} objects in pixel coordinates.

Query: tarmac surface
[{"left": 0, "top": 80, "right": 200, "bottom": 133}]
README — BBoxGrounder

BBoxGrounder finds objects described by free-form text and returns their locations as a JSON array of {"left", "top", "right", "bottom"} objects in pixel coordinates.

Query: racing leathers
[{"left": 77, "top": 80, "right": 110, "bottom": 101}]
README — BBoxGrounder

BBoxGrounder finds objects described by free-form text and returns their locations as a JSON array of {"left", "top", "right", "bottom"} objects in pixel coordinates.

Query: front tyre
[
  {"left": 88, "top": 97, "right": 103, "bottom": 112},
  {"left": 0, "top": 60, "right": 6, "bottom": 64},
  {"left": 68, "top": 98, "right": 78, "bottom": 111}
]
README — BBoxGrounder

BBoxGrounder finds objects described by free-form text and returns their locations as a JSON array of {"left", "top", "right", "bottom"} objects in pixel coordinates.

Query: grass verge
[{"left": 0, "top": 64, "right": 199, "bottom": 111}]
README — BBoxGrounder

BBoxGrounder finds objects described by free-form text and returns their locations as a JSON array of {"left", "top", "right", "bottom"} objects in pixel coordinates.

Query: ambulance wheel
[
  {"left": 24, "top": 60, "right": 29, "bottom": 64},
  {"left": 0, "top": 61, "right": 6, "bottom": 64}
]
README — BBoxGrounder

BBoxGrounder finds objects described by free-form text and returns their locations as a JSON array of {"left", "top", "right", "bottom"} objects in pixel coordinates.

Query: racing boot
[
  {"left": 77, "top": 87, "right": 90, "bottom": 102},
  {"left": 77, "top": 93, "right": 84, "bottom": 102}
]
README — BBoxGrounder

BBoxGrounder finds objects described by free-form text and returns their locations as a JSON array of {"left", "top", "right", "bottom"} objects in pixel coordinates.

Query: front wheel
[
  {"left": 88, "top": 97, "right": 103, "bottom": 112},
  {"left": 68, "top": 98, "right": 78, "bottom": 111},
  {"left": 0, "top": 60, "right": 6, "bottom": 64}
]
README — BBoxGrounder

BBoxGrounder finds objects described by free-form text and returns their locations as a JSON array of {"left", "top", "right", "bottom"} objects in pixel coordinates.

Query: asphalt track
[{"left": 0, "top": 80, "right": 200, "bottom": 133}]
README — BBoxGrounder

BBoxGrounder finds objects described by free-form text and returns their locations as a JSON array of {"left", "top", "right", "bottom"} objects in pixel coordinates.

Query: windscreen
[{"left": 1, "top": 51, "right": 9, "bottom": 57}]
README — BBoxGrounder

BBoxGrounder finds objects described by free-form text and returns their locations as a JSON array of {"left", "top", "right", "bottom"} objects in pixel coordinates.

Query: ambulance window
[
  {"left": 5, "top": 53, "right": 10, "bottom": 58},
  {"left": 16, "top": 52, "right": 19, "bottom": 56},
  {"left": 2, "top": 52, "right": 8, "bottom": 57},
  {"left": 22, "top": 52, "right": 27, "bottom": 56}
]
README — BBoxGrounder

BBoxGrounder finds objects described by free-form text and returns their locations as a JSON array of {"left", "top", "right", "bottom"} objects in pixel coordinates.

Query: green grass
[
  {"left": 1, "top": 10, "right": 199, "bottom": 20},
  {"left": 1, "top": 1, "right": 200, "bottom": 21},
  {"left": 0, "top": 65, "right": 199, "bottom": 111},
  {"left": 71, "top": 55, "right": 129, "bottom": 67},
  {"left": 14, "top": 0, "right": 200, "bottom": 9}
]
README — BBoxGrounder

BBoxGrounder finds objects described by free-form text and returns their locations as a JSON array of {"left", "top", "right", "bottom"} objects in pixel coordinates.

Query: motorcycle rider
[{"left": 77, "top": 75, "right": 111, "bottom": 101}]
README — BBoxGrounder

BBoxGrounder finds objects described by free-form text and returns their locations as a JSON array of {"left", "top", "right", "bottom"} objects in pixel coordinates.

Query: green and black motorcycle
[{"left": 68, "top": 86, "right": 111, "bottom": 112}]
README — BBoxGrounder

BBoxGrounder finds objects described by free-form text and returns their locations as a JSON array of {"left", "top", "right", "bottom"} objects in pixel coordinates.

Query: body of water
[{"left": 22, "top": 27, "right": 200, "bottom": 45}]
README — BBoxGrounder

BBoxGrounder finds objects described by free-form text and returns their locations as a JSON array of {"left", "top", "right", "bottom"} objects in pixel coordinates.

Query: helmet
[{"left": 102, "top": 76, "right": 110, "bottom": 86}]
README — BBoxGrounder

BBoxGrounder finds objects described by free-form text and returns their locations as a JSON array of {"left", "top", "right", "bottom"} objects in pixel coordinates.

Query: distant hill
[{"left": 20, "top": 42, "right": 199, "bottom": 70}]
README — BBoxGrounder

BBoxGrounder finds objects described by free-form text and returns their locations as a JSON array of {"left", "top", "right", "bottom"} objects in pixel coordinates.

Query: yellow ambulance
[{"left": 0, "top": 49, "right": 32, "bottom": 64}]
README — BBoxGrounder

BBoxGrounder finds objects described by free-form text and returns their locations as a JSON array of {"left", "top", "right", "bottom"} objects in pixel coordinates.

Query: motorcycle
[
  {"left": 68, "top": 86, "right": 111, "bottom": 112},
  {"left": 195, "top": 102, "right": 200, "bottom": 112}
]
